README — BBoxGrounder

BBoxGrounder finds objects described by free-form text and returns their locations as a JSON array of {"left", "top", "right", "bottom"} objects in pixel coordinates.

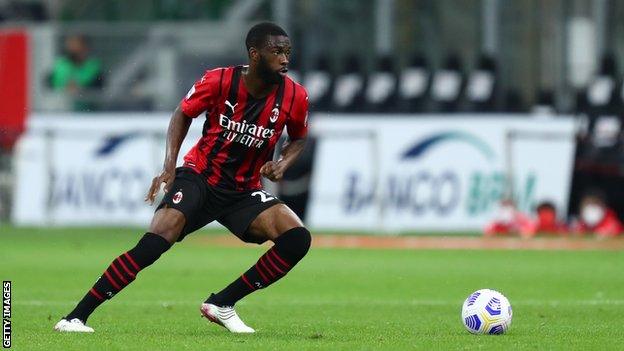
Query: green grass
[{"left": 1, "top": 226, "right": 623, "bottom": 350}]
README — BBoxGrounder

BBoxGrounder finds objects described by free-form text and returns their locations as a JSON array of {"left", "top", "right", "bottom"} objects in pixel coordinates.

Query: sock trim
[
  {"left": 265, "top": 252, "right": 286, "bottom": 274},
  {"left": 89, "top": 288, "right": 104, "bottom": 300},
  {"left": 259, "top": 257, "right": 277, "bottom": 278},
  {"left": 254, "top": 263, "right": 270, "bottom": 283},
  {"left": 269, "top": 249, "right": 291, "bottom": 269},
  {"left": 103, "top": 271, "right": 121, "bottom": 290},
  {"left": 241, "top": 274, "right": 255, "bottom": 290},
  {"left": 115, "top": 257, "right": 136, "bottom": 278},
  {"left": 109, "top": 263, "right": 128, "bottom": 284},
  {"left": 124, "top": 252, "right": 140, "bottom": 271}
]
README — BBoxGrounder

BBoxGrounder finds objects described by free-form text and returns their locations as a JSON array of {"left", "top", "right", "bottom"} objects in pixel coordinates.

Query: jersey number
[{"left": 252, "top": 191, "right": 275, "bottom": 203}]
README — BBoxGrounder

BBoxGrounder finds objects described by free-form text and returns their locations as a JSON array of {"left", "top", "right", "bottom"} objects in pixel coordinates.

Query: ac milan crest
[
  {"left": 270, "top": 107, "right": 280, "bottom": 123},
  {"left": 172, "top": 191, "right": 183, "bottom": 204}
]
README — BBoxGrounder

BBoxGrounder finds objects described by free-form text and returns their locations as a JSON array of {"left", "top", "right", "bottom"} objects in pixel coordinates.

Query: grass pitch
[{"left": 1, "top": 226, "right": 623, "bottom": 350}]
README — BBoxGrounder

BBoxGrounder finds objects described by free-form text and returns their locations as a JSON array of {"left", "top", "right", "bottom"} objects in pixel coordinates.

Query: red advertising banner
[{"left": 0, "top": 30, "right": 29, "bottom": 150}]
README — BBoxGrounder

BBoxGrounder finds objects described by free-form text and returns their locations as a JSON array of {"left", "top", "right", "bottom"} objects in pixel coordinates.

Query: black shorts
[{"left": 157, "top": 167, "right": 283, "bottom": 244}]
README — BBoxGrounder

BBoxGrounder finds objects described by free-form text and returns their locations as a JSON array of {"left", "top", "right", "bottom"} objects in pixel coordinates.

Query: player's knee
[
  {"left": 149, "top": 209, "right": 186, "bottom": 244},
  {"left": 151, "top": 230, "right": 180, "bottom": 245},
  {"left": 141, "top": 232, "right": 172, "bottom": 254},
  {"left": 127, "top": 232, "right": 173, "bottom": 268},
  {"left": 275, "top": 227, "right": 311, "bottom": 263}
]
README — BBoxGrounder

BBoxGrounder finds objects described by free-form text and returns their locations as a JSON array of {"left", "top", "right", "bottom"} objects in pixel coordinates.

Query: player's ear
[{"left": 249, "top": 47, "right": 259, "bottom": 62}]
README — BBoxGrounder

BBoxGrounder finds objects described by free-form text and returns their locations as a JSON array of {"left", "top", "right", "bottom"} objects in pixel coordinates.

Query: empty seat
[
  {"left": 303, "top": 56, "right": 333, "bottom": 111},
  {"left": 332, "top": 54, "right": 366, "bottom": 112},
  {"left": 431, "top": 54, "right": 464, "bottom": 112},
  {"left": 398, "top": 54, "right": 430, "bottom": 112},
  {"left": 591, "top": 115, "right": 622, "bottom": 148},
  {"left": 365, "top": 56, "right": 398, "bottom": 111},
  {"left": 465, "top": 55, "right": 497, "bottom": 111}
]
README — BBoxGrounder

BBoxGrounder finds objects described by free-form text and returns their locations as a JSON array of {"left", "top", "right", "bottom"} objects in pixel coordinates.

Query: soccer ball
[{"left": 461, "top": 289, "right": 512, "bottom": 335}]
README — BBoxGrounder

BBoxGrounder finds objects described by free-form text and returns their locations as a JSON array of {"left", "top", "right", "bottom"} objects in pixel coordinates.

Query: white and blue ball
[{"left": 461, "top": 289, "right": 512, "bottom": 335}]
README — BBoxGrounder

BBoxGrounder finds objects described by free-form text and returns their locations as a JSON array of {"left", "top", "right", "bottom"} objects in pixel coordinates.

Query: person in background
[
  {"left": 49, "top": 34, "right": 104, "bottom": 110},
  {"left": 572, "top": 193, "right": 623, "bottom": 237},
  {"left": 525, "top": 201, "right": 568, "bottom": 237},
  {"left": 483, "top": 199, "right": 534, "bottom": 237}
]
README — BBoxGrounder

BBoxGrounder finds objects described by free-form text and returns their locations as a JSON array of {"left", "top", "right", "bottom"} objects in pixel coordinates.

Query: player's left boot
[
  {"left": 200, "top": 303, "right": 255, "bottom": 333},
  {"left": 53, "top": 318, "right": 95, "bottom": 333}
]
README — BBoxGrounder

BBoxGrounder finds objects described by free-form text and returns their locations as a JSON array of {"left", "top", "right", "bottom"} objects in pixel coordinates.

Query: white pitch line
[{"left": 13, "top": 299, "right": 624, "bottom": 307}]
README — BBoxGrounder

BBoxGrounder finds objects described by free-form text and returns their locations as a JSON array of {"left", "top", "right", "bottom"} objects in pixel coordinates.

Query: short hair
[
  {"left": 536, "top": 201, "right": 556, "bottom": 213},
  {"left": 245, "top": 22, "right": 288, "bottom": 52},
  {"left": 66, "top": 34, "right": 90, "bottom": 47}
]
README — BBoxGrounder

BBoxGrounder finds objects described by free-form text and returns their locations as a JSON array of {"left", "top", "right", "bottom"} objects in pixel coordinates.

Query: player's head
[
  {"left": 246, "top": 22, "right": 290, "bottom": 84},
  {"left": 64, "top": 34, "right": 90, "bottom": 63},
  {"left": 535, "top": 201, "right": 557, "bottom": 224}
]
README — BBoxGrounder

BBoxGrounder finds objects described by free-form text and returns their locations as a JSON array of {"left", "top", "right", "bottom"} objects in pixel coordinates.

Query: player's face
[{"left": 257, "top": 35, "right": 291, "bottom": 84}]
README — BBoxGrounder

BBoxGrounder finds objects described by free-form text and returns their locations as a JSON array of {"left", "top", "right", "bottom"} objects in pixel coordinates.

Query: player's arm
[
  {"left": 260, "top": 137, "right": 306, "bottom": 182},
  {"left": 261, "top": 88, "right": 309, "bottom": 182},
  {"left": 145, "top": 68, "right": 220, "bottom": 203},
  {"left": 145, "top": 106, "right": 192, "bottom": 204}
]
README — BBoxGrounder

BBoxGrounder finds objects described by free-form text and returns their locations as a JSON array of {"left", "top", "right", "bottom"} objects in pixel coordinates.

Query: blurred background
[{"left": 2, "top": 0, "right": 624, "bottom": 237}]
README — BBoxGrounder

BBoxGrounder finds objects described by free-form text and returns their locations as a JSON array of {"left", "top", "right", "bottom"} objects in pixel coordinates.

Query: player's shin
[
  {"left": 207, "top": 227, "right": 311, "bottom": 306},
  {"left": 64, "top": 233, "right": 172, "bottom": 322}
]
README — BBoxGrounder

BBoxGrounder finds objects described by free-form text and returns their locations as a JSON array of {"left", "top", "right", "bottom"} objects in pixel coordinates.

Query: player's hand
[
  {"left": 145, "top": 168, "right": 175, "bottom": 205},
  {"left": 260, "top": 161, "right": 285, "bottom": 182}
]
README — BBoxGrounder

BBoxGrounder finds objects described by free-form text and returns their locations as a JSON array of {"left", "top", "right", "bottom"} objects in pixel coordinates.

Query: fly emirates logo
[{"left": 219, "top": 114, "right": 276, "bottom": 148}]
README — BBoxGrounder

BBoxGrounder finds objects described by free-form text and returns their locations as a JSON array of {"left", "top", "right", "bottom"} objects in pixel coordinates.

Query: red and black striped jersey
[{"left": 180, "top": 65, "right": 309, "bottom": 190}]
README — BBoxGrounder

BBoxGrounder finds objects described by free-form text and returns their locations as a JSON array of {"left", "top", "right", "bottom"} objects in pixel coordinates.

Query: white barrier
[
  {"left": 13, "top": 113, "right": 194, "bottom": 226},
  {"left": 307, "top": 115, "right": 577, "bottom": 233},
  {"left": 12, "top": 113, "right": 577, "bottom": 233}
]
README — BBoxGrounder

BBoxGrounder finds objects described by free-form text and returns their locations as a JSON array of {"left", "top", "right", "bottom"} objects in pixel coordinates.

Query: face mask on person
[
  {"left": 497, "top": 205, "right": 515, "bottom": 223},
  {"left": 581, "top": 204, "right": 605, "bottom": 227}
]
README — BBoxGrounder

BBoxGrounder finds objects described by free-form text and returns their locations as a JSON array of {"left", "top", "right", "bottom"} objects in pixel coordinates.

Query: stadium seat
[
  {"left": 585, "top": 54, "right": 619, "bottom": 109},
  {"left": 531, "top": 89, "right": 557, "bottom": 116},
  {"left": 503, "top": 89, "right": 527, "bottom": 113},
  {"left": 590, "top": 115, "right": 622, "bottom": 148},
  {"left": 303, "top": 56, "right": 333, "bottom": 112},
  {"left": 398, "top": 54, "right": 430, "bottom": 112},
  {"left": 464, "top": 55, "right": 497, "bottom": 112},
  {"left": 332, "top": 54, "right": 367, "bottom": 112},
  {"left": 365, "top": 55, "right": 398, "bottom": 112},
  {"left": 576, "top": 53, "right": 623, "bottom": 156},
  {"left": 430, "top": 54, "right": 464, "bottom": 112}
]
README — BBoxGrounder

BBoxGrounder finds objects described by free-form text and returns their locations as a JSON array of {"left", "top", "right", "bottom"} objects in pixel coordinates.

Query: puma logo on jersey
[{"left": 225, "top": 100, "right": 238, "bottom": 114}]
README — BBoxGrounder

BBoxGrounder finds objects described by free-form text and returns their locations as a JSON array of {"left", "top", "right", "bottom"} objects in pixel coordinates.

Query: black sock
[
  {"left": 65, "top": 233, "right": 171, "bottom": 322},
  {"left": 208, "top": 227, "right": 311, "bottom": 306}
]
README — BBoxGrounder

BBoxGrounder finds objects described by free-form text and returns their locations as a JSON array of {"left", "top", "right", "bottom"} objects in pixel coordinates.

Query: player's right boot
[
  {"left": 53, "top": 318, "right": 95, "bottom": 333},
  {"left": 200, "top": 303, "right": 255, "bottom": 333}
]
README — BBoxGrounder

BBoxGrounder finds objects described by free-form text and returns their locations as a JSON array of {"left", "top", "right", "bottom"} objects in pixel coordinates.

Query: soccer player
[{"left": 54, "top": 22, "right": 311, "bottom": 334}]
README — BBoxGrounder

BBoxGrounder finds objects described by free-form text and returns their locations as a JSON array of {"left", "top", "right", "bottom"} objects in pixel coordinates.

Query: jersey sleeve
[
  {"left": 286, "top": 86, "right": 309, "bottom": 140},
  {"left": 180, "top": 68, "right": 222, "bottom": 118}
]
